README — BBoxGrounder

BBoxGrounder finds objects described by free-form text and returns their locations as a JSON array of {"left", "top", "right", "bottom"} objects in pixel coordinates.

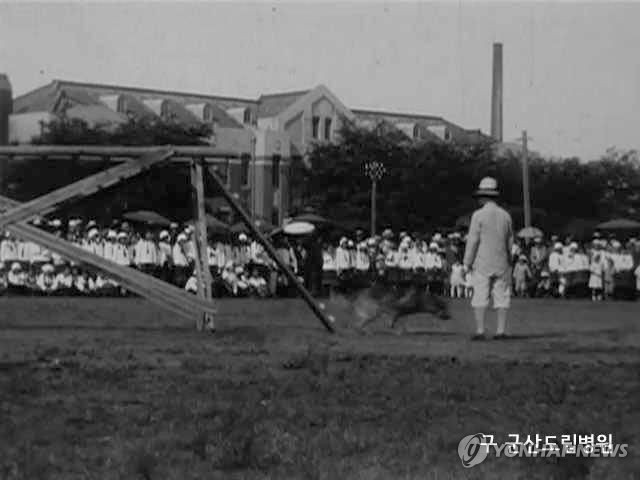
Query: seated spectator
[
  {"left": 248, "top": 268, "right": 269, "bottom": 297},
  {"left": 8, "top": 262, "right": 29, "bottom": 294},
  {"left": 185, "top": 270, "right": 199, "bottom": 294},
  {"left": 36, "top": 264, "right": 57, "bottom": 295},
  {"left": 0, "top": 263, "right": 7, "bottom": 294},
  {"left": 536, "top": 270, "right": 553, "bottom": 297},
  {"left": 55, "top": 266, "right": 74, "bottom": 295}
]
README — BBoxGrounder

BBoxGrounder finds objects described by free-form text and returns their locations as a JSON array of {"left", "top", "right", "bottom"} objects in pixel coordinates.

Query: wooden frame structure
[{"left": 0, "top": 145, "right": 335, "bottom": 333}]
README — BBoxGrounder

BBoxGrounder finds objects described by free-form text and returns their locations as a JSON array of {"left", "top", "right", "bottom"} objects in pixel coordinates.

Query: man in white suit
[{"left": 463, "top": 177, "right": 514, "bottom": 340}]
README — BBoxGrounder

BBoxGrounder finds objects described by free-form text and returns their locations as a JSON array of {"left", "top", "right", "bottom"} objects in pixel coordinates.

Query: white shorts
[{"left": 471, "top": 271, "right": 511, "bottom": 309}]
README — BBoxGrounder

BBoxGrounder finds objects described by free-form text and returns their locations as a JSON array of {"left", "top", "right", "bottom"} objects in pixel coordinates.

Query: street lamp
[{"left": 364, "top": 160, "right": 386, "bottom": 237}]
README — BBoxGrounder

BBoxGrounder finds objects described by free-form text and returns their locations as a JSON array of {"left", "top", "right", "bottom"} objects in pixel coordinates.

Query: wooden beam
[
  {"left": 0, "top": 149, "right": 174, "bottom": 231},
  {"left": 0, "top": 145, "right": 241, "bottom": 160},
  {"left": 207, "top": 166, "right": 335, "bottom": 333},
  {"left": 190, "top": 158, "right": 215, "bottom": 331}
]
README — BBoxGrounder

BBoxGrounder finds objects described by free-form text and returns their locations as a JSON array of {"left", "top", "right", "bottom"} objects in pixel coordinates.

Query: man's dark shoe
[
  {"left": 493, "top": 333, "right": 511, "bottom": 340},
  {"left": 471, "top": 333, "right": 487, "bottom": 341}
]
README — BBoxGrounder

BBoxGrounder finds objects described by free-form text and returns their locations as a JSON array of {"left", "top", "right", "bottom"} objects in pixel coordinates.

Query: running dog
[{"left": 330, "top": 282, "right": 450, "bottom": 334}]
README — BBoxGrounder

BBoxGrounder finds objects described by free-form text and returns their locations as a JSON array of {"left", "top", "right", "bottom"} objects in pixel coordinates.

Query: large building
[{"left": 0, "top": 76, "right": 488, "bottom": 225}]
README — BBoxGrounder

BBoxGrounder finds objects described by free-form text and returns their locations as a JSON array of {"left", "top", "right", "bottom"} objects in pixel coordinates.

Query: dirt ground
[{"left": 0, "top": 296, "right": 638, "bottom": 479}]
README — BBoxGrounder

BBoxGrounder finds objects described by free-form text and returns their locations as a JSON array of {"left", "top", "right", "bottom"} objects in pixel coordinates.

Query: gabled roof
[
  {"left": 256, "top": 90, "right": 309, "bottom": 118},
  {"left": 13, "top": 80, "right": 246, "bottom": 129}
]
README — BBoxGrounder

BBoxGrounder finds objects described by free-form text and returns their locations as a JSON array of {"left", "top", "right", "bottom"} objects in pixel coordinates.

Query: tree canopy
[{"left": 298, "top": 122, "right": 640, "bottom": 237}]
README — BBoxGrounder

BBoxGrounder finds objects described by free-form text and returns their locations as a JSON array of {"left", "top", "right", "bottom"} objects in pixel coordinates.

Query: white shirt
[
  {"left": 548, "top": 251, "right": 564, "bottom": 273},
  {"left": 172, "top": 243, "right": 190, "bottom": 267},
  {"left": 134, "top": 239, "right": 158, "bottom": 265},
  {"left": 112, "top": 243, "right": 131, "bottom": 266},
  {"left": 335, "top": 247, "right": 351, "bottom": 271},
  {"left": 0, "top": 240, "right": 18, "bottom": 262},
  {"left": 424, "top": 252, "right": 443, "bottom": 270}
]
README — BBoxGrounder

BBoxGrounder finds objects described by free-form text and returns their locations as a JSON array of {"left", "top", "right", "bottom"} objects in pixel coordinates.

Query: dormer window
[
  {"left": 312, "top": 116, "right": 320, "bottom": 139},
  {"left": 243, "top": 108, "right": 252, "bottom": 124}
]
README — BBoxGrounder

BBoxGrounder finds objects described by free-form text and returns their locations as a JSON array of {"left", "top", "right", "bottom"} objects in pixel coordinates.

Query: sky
[{"left": 0, "top": 1, "right": 639, "bottom": 160}]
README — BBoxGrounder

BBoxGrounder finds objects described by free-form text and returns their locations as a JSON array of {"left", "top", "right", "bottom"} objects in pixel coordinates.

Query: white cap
[
  {"left": 11, "top": 262, "right": 21, "bottom": 271},
  {"left": 159, "top": 230, "right": 170, "bottom": 240},
  {"left": 88, "top": 228, "right": 99, "bottom": 238},
  {"left": 347, "top": 240, "right": 355, "bottom": 248},
  {"left": 238, "top": 233, "right": 248, "bottom": 242},
  {"left": 117, "top": 232, "right": 128, "bottom": 239},
  {"left": 50, "top": 219, "right": 62, "bottom": 228},
  {"left": 429, "top": 242, "right": 438, "bottom": 250},
  {"left": 107, "top": 230, "right": 117, "bottom": 239},
  {"left": 177, "top": 233, "right": 187, "bottom": 242},
  {"left": 41, "top": 263, "right": 54, "bottom": 273},
  {"left": 554, "top": 242, "right": 563, "bottom": 250}
]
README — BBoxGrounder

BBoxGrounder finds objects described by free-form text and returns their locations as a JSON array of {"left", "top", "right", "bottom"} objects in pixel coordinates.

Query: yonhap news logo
[
  {"left": 458, "top": 434, "right": 490, "bottom": 468},
  {"left": 457, "top": 433, "right": 628, "bottom": 468}
]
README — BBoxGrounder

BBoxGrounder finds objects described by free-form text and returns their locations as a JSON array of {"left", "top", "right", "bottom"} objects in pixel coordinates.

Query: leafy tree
[
  {"left": 7, "top": 116, "right": 213, "bottom": 221},
  {"left": 299, "top": 121, "right": 640, "bottom": 236}
]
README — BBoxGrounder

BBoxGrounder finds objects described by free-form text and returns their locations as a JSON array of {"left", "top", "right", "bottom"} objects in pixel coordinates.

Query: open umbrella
[
  {"left": 187, "top": 215, "right": 230, "bottom": 234},
  {"left": 283, "top": 221, "right": 316, "bottom": 235},
  {"left": 596, "top": 218, "right": 640, "bottom": 230},
  {"left": 517, "top": 226, "right": 543, "bottom": 239},
  {"left": 123, "top": 210, "right": 172, "bottom": 227}
]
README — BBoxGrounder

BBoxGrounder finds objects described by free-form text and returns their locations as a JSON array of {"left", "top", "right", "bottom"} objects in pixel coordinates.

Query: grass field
[{"left": 0, "top": 296, "right": 638, "bottom": 479}]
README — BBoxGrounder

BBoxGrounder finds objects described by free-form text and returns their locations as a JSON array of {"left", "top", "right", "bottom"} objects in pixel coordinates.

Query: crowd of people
[
  {"left": 1, "top": 217, "right": 640, "bottom": 301},
  {"left": 322, "top": 228, "right": 640, "bottom": 301}
]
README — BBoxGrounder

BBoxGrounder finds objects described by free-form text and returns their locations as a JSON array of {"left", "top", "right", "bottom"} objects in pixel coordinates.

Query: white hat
[
  {"left": 432, "top": 233, "right": 442, "bottom": 241},
  {"left": 107, "top": 230, "right": 117, "bottom": 239},
  {"left": 86, "top": 220, "right": 97, "bottom": 228},
  {"left": 177, "top": 233, "right": 187, "bottom": 242},
  {"left": 170, "top": 222, "right": 179, "bottom": 229},
  {"left": 41, "top": 263, "right": 54, "bottom": 273},
  {"left": 238, "top": 233, "right": 248, "bottom": 242},
  {"left": 367, "top": 238, "right": 377, "bottom": 246},
  {"left": 88, "top": 228, "right": 99, "bottom": 238},
  {"left": 10, "top": 262, "right": 21, "bottom": 271},
  {"left": 117, "top": 232, "right": 128, "bottom": 240},
  {"left": 347, "top": 240, "right": 355, "bottom": 248},
  {"left": 159, "top": 230, "right": 170, "bottom": 240},
  {"left": 339, "top": 237, "right": 348, "bottom": 246},
  {"left": 569, "top": 242, "right": 578, "bottom": 250},
  {"left": 429, "top": 242, "right": 438, "bottom": 250},
  {"left": 612, "top": 240, "right": 622, "bottom": 249},
  {"left": 49, "top": 219, "right": 62, "bottom": 228},
  {"left": 475, "top": 177, "right": 500, "bottom": 197},
  {"left": 382, "top": 229, "right": 393, "bottom": 239},
  {"left": 554, "top": 242, "right": 563, "bottom": 250}
]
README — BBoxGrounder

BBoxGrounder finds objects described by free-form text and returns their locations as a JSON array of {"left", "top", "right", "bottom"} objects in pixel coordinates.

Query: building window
[
  {"left": 444, "top": 128, "right": 452, "bottom": 142},
  {"left": 312, "top": 116, "right": 320, "bottom": 139},
  {"left": 272, "top": 155, "right": 281, "bottom": 188},
  {"left": 324, "top": 118, "right": 332, "bottom": 140},
  {"left": 241, "top": 156, "right": 250, "bottom": 186},
  {"left": 271, "top": 207, "right": 280, "bottom": 226},
  {"left": 413, "top": 124, "right": 421, "bottom": 140},
  {"left": 243, "top": 108, "right": 252, "bottom": 124},
  {"left": 203, "top": 104, "right": 213, "bottom": 123}
]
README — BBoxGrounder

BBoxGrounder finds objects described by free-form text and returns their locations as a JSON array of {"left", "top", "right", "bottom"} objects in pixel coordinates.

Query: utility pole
[{"left": 522, "top": 130, "right": 532, "bottom": 228}]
